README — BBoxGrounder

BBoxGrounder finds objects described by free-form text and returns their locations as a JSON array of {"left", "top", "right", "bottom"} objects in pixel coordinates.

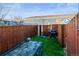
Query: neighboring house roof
[{"left": 0, "top": 20, "right": 17, "bottom": 26}]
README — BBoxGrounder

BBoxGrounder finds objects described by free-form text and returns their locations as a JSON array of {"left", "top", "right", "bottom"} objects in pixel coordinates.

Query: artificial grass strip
[{"left": 32, "top": 36, "right": 65, "bottom": 56}]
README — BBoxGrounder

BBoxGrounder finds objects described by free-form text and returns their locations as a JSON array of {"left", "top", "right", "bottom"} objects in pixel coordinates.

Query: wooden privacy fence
[
  {"left": 58, "top": 13, "right": 79, "bottom": 56},
  {"left": 57, "top": 25, "right": 63, "bottom": 46},
  {"left": 0, "top": 25, "right": 37, "bottom": 54},
  {"left": 63, "top": 14, "right": 79, "bottom": 56}
]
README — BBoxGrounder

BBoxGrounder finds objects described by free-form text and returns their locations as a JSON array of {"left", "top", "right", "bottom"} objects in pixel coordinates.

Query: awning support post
[
  {"left": 41, "top": 25, "right": 43, "bottom": 36},
  {"left": 38, "top": 25, "right": 40, "bottom": 36},
  {"left": 50, "top": 24, "right": 52, "bottom": 31}
]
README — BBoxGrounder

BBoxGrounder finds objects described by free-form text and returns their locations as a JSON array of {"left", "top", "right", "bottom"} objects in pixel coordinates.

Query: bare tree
[
  {"left": 14, "top": 16, "right": 23, "bottom": 25},
  {"left": 0, "top": 4, "right": 10, "bottom": 21}
]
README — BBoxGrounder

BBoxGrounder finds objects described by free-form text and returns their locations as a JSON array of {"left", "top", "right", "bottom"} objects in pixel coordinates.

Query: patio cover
[
  {"left": 23, "top": 13, "right": 77, "bottom": 36},
  {"left": 23, "top": 13, "right": 77, "bottom": 25}
]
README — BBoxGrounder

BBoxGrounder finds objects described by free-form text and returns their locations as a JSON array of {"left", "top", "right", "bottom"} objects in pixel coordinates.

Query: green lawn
[{"left": 32, "top": 36, "right": 65, "bottom": 56}]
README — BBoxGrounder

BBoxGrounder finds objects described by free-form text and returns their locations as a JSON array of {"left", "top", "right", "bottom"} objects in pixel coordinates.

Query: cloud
[{"left": 1, "top": 3, "right": 78, "bottom": 19}]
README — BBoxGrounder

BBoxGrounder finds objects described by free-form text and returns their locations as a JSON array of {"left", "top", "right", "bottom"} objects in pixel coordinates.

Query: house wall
[
  {"left": 43, "top": 25, "right": 50, "bottom": 33},
  {"left": 52, "top": 24, "right": 58, "bottom": 31},
  {"left": 43, "top": 25, "right": 58, "bottom": 33},
  {"left": 0, "top": 25, "right": 37, "bottom": 54}
]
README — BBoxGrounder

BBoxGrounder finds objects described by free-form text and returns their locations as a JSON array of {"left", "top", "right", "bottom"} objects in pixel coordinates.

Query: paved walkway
[{"left": 2, "top": 41, "right": 43, "bottom": 56}]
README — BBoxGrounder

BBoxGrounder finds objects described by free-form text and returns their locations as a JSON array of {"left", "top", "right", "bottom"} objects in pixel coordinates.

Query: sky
[{"left": 0, "top": 3, "right": 79, "bottom": 19}]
